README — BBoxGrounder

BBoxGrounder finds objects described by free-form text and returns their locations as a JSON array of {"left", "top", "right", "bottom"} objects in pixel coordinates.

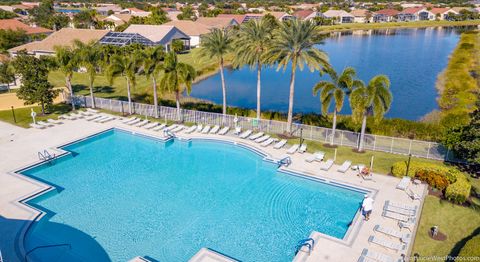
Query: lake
[{"left": 189, "top": 27, "right": 464, "bottom": 120}]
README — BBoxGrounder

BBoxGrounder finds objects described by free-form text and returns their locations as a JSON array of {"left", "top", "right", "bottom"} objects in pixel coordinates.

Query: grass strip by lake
[
  {"left": 413, "top": 195, "right": 480, "bottom": 259},
  {"left": 436, "top": 30, "right": 480, "bottom": 126},
  {"left": 317, "top": 20, "right": 480, "bottom": 33}
]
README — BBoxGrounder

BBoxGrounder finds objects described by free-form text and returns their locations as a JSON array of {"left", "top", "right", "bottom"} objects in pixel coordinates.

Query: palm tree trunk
[
  {"left": 286, "top": 59, "right": 297, "bottom": 134},
  {"left": 256, "top": 62, "right": 261, "bottom": 120},
  {"left": 152, "top": 77, "right": 159, "bottom": 118},
  {"left": 66, "top": 75, "right": 75, "bottom": 110},
  {"left": 175, "top": 91, "right": 181, "bottom": 121},
  {"left": 126, "top": 78, "right": 132, "bottom": 115},
  {"left": 219, "top": 58, "right": 227, "bottom": 116},
  {"left": 89, "top": 76, "right": 95, "bottom": 108},
  {"left": 331, "top": 110, "right": 337, "bottom": 146},
  {"left": 358, "top": 113, "right": 367, "bottom": 152}
]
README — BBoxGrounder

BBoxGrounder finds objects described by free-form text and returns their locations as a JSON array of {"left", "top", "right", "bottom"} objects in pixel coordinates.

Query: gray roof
[{"left": 123, "top": 24, "right": 190, "bottom": 45}]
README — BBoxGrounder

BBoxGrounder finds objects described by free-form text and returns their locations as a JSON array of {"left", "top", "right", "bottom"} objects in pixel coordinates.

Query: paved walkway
[{"left": 0, "top": 114, "right": 426, "bottom": 262}]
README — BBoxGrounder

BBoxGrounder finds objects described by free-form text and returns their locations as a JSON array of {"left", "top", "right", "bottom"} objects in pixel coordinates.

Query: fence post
[
  {"left": 340, "top": 132, "right": 344, "bottom": 146},
  {"left": 373, "top": 135, "right": 377, "bottom": 150},
  {"left": 427, "top": 142, "right": 431, "bottom": 159},
  {"left": 408, "top": 140, "right": 412, "bottom": 155},
  {"left": 390, "top": 138, "right": 394, "bottom": 153}
]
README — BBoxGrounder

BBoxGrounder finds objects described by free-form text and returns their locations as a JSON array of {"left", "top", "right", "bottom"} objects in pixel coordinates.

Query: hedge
[
  {"left": 458, "top": 234, "right": 480, "bottom": 257},
  {"left": 391, "top": 161, "right": 471, "bottom": 203}
]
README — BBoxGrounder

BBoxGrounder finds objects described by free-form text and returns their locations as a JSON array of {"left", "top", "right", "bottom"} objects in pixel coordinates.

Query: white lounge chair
[
  {"left": 86, "top": 114, "right": 102, "bottom": 121},
  {"left": 99, "top": 116, "right": 115, "bottom": 123},
  {"left": 274, "top": 139, "right": 287, "bottom": 149},
  {"left": 70, "top": 112, "right": 84, "bottom": 119},
  {"left": 320, "top": 159, "right": 334, "bottom": 171},
  {"left": 201, "top": 125, "right": 211, "bottom": 134},
  {"left": 298, "top": 144, "right": 307, "bottom": 153},
  {"left": 196, "top": 124, "right": 203, "bottom": 132},
  {"left": 94, "top": 116, "right": 109, "bottom": 122},
  {"left": 384, "top": 203, "right": 417, "bottom": 217},
  {"left": 218, "top": 127, "right": 229, "bottom": 135},
  {"left": 249, "top": 132, "right": 264, "bottom": 140},
  {"left": 234, "top": 126, "right": 242, "bottom": 135},
  {"left": 368, "top": 236, "right": 405, "bottom": 252},
  {"left": 338, "top": 160, "right": 352, "bottom": 173},
  {"left": 407, "top": 188, "right": 421, "bottom": 201},
  {"left": 396, "top": 176, "right": 411, "bottom": 190},
  {"left": 255, "top": 135, "right": 270, "bottom": 143},
  {"left": 127, "top": 118, "right": 142, "bottom": 125},
  {"left": 359, "top": 248, "right": 397, "bottom": 262},
  {"left": 80, "top": 111, "right": 93, "bottom": 116},
  {"left": 261, "top": 138, "right": 275, "bottom": 147},
  {"left": 239, "top": 130, "right": 252, "bottom": 139},
  {"left": 172, "top": 125, "right": 184, "bottom": 132},
  {"left": 374, "top": 225, "right": 411, "bottom": 243},
  {"left": 398, "top": 220, "right": 415, "bottom": 231},
  {"left": 59, "top": 114, "right": 76, "bottom": 120},
  {"left": 30, "top": 123, "right": 45, "bottom": 129},
  {"left": 382, "top": 210, "right": 412, "bottom": 222},
  {"left": 165, "top": 124, "right": 177, "bottom": 131},
  {"left": 287, "top": 144, "right": 299, "bottom": 154},
  {"left": 152, "top": 123, "right": 167, "bottom": 131},
  {"left": 209, "top": 125, "right": 220, "bottom": 134},
  {"left": 305, "top": 151, "right": 325, "bottom": 162},
  {"left": 384, "top": 201, "right": 417, "bottom": 212},
  {"left": 135, "top": 120, "right": 149, "bottom": 127},
  {"left": 37, "top": 121, "right": 54, "bottom": 127},
  {"left": 87, "top": 108, "right": 99, "bottom": 114},
  {"left": 144, "top": 122, "right": 160, "bottom": 129},
  {"left": 122, "top": 117, "right": 137, "bottom": 124},
  {"left": 47, "top": 119, "right": 63, "bottom": 125},
  {"left": 185, "top": 125, "right": 197, "bottom": 134}
]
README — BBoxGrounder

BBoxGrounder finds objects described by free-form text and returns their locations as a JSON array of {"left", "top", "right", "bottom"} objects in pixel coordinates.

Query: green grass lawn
[
  {"left": 0, "top": 103, "right": 72, "bottom": 128},
  {"left": 317, "top": 20, "right": 480, "bottom": 33},
  {"left": 413, "top": 195, "right": 480, "bottom": 259}
]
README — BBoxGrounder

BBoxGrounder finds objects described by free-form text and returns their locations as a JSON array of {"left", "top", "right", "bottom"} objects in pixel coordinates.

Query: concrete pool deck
[{"left": 0, "top": 114, "right": 427, "bottom": 262}]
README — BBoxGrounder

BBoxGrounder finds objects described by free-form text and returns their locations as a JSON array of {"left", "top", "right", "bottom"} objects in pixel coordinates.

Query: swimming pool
[{"left": 20, "top": 129, "right": 365, "bottom": 261}]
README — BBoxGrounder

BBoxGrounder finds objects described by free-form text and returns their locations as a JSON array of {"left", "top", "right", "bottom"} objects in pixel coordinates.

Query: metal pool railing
[{"left": 70, "top": 95, "right": 457, "bottom": 162}]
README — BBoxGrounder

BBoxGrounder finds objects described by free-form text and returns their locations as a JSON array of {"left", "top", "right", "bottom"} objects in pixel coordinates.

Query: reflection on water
[{"left": 189, "top": 27, "right": 475, "bottom": 120}]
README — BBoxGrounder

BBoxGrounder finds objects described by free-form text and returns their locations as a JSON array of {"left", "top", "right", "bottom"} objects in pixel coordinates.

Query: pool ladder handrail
[
  {"left": 38, "top": 150, "right": 56, "bottom": 163},
  {"left": 294, "top": 238, "right": 315, "bottom": 255},
  {"left": 25, "top": 243, "right": 71, "bottom": 262},
  {"left": 278, "top": 156, "right": 292, "bottom": 167},
  {"left": 163, "top": 129, "right": 175, "bottom": 138}
]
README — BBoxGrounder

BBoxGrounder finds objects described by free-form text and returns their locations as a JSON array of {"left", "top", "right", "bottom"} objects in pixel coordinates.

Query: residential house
[
  {"left": 0, "top": 19, "right": 52, "bottom": 36},
  {"left": 268, "top": 12, "right": 294, "bottom": 21},
  {"left": 195, "top": 17, "right": 239, "bottom": 28},
  {"left": 217, "top": 14, "right": 246, "bottom": 24},
  {"left": 293, "top": 10, "right": 322, "bottom": 21},
  {"left": 163, "top": 20, "right": 211, "bottom": 47},
  {"left": 350, "top": 9, "right": 372, "bottom": 23},
  {"left": 162, "top": 8, "right": 182, "bottom": 21},
  {"left": 217, "top": 12, "right": 292, "bottom": 24},
  {"left": 9, "top": 28, "right": 109, "bottom": 57},
  {"left": 373, "top": 9, "right": 400, "bottom": 22},
  {"left": 101, "top": 14, "right": 132, "bottom": 29},
  {"left": 430, "top": 8, "right": 459, "bottom": 20},
  {"left": 113, "top": 24, "right": 191, "bottom": 51},
  {"left": 120, "top": 8, "right": 151, "bottom": 17},
  {"left": 94, "top": 4, "right": 122, "bottom": 16},
  {"left": 397, "top": 7, "right": 435, "bottom": 21},
  {"left": 322, "top": 10, "right": 355, "bottom": 23}
]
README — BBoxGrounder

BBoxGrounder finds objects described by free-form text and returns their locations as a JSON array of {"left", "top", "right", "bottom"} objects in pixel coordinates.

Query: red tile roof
[
  {"left": 374, "top": 9, "right": 400, "bottom": 16},
  {"left": 293, "top": 9, "right": 314, "bottom": 19},
  {"left": 430, "top": 8, "right": 453, "bottom": 14},
  {"left": 217, "top": 14, "right": 246, "bottom": 24},
  {"left": 399, "top": 7, "right": 425, "bottom": 14},
  {"left": 0, "top": 19, "right": 52, "bottom": 35}
]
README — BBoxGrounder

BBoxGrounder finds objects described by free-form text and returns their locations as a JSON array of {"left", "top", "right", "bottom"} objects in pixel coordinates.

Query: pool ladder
[
  {"left": 163, "top": 129, "right": 175, "bottom": 138},
  {"left": 295, "top": 238, "right": 315, "bottom": 256},
  {"left": 278, "top": 156, "right": 292, "bottom": 167},
  {"left": 38, "top": 150, "right": 56, "bottom": 164}
]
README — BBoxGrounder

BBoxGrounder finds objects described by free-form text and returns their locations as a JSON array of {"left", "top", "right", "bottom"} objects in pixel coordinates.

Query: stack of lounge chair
[
  {"left": 319, "top": 159, "right": 334, "bottom": 171},
  {"left": 249, "top": 132, "right": 264, "bottom": 140},
  {"left": 239, "top": 130, "right": 253, "bottom": 139},
  {"left": 274, "top": 139, "right": 287, "bottom": 149},
  {"left": 337, "top": 160, "right": 351, "bottom": 173},
  {"left": 305, "top": 152, "right": 325, "bottom": 162},
  {"left": 396, "top": 177, "right": 411, "bottom": 191},
  {"left": 287, "top": 144, "right": 299, "bottom": 154}
]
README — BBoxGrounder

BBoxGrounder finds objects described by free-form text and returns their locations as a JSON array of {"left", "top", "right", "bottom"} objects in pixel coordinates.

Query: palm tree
[
  {"left": 107, "top": 51, "right": 143, "bottom": 114},
  {"left": 233, "top": 17, "right": 276, "bottom": 120},
  {"left": 159, "top": 52, "right": 196, "bottom": 121},
  {"left": 313, "top": 67, "right": 363, "bottom": 146},
  {"left": 54, "top": 45, "right": 78, "bottom": 110},
  {"left": 143, "top": 46, "right": 165, "bottom": 118},
  {"left": 74, "top": 40, "right": 100, "bottom": 108},
  {"left": 267, "top": 19, "right": 329, "bottom": 134},
  {"left": 350, "top": 75, "right": 393, "bottom": 152},
  {"left": 198, "top": 28, "right": 233, "bottom": 116}
]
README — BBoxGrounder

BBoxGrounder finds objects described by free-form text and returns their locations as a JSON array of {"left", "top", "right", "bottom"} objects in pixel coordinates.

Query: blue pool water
[
  {"left": 22, "top": 129, "right": 365, "bottom": 261},
  {"left": 190, "top": 27, "right": 464, "bottom": 120}
]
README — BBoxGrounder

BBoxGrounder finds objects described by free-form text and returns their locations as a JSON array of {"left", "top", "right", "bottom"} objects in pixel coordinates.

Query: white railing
[{"left": 71, "top": 95, "right": 455, "bottom": 162}]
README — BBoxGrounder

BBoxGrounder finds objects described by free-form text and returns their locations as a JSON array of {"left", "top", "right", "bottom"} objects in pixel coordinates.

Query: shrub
[
  {"left": 414, "top": 169, "right": 450, "bottom": 190},
  {"left": 445, "top": 179, "right": 471, "bottom": 204},
  {"left": 391, "top": 161, "right": 451, "bottom": 178},
  {"left": 458, "top": 234, "right": 480, "bottom": 257}
]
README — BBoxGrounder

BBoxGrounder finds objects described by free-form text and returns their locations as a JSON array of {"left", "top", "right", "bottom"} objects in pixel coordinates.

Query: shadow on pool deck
[{"left": 0, "top": 216, "right": 110, "bottom": 262}]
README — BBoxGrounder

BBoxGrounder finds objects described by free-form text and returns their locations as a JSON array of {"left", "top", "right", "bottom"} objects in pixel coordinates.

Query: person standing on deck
[{"left": 362, "top": 195, "right": 374, "bottom": 221}]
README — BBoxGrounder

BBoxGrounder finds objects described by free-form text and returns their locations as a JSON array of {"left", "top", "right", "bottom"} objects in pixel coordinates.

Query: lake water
[{"left": 189, "top": 27, "right": 463, "bottom": 120}]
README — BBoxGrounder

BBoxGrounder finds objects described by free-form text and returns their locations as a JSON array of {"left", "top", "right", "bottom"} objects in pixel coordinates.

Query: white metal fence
[{"left": 71, "top": 95, "right": 455, "bottom": 162}]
